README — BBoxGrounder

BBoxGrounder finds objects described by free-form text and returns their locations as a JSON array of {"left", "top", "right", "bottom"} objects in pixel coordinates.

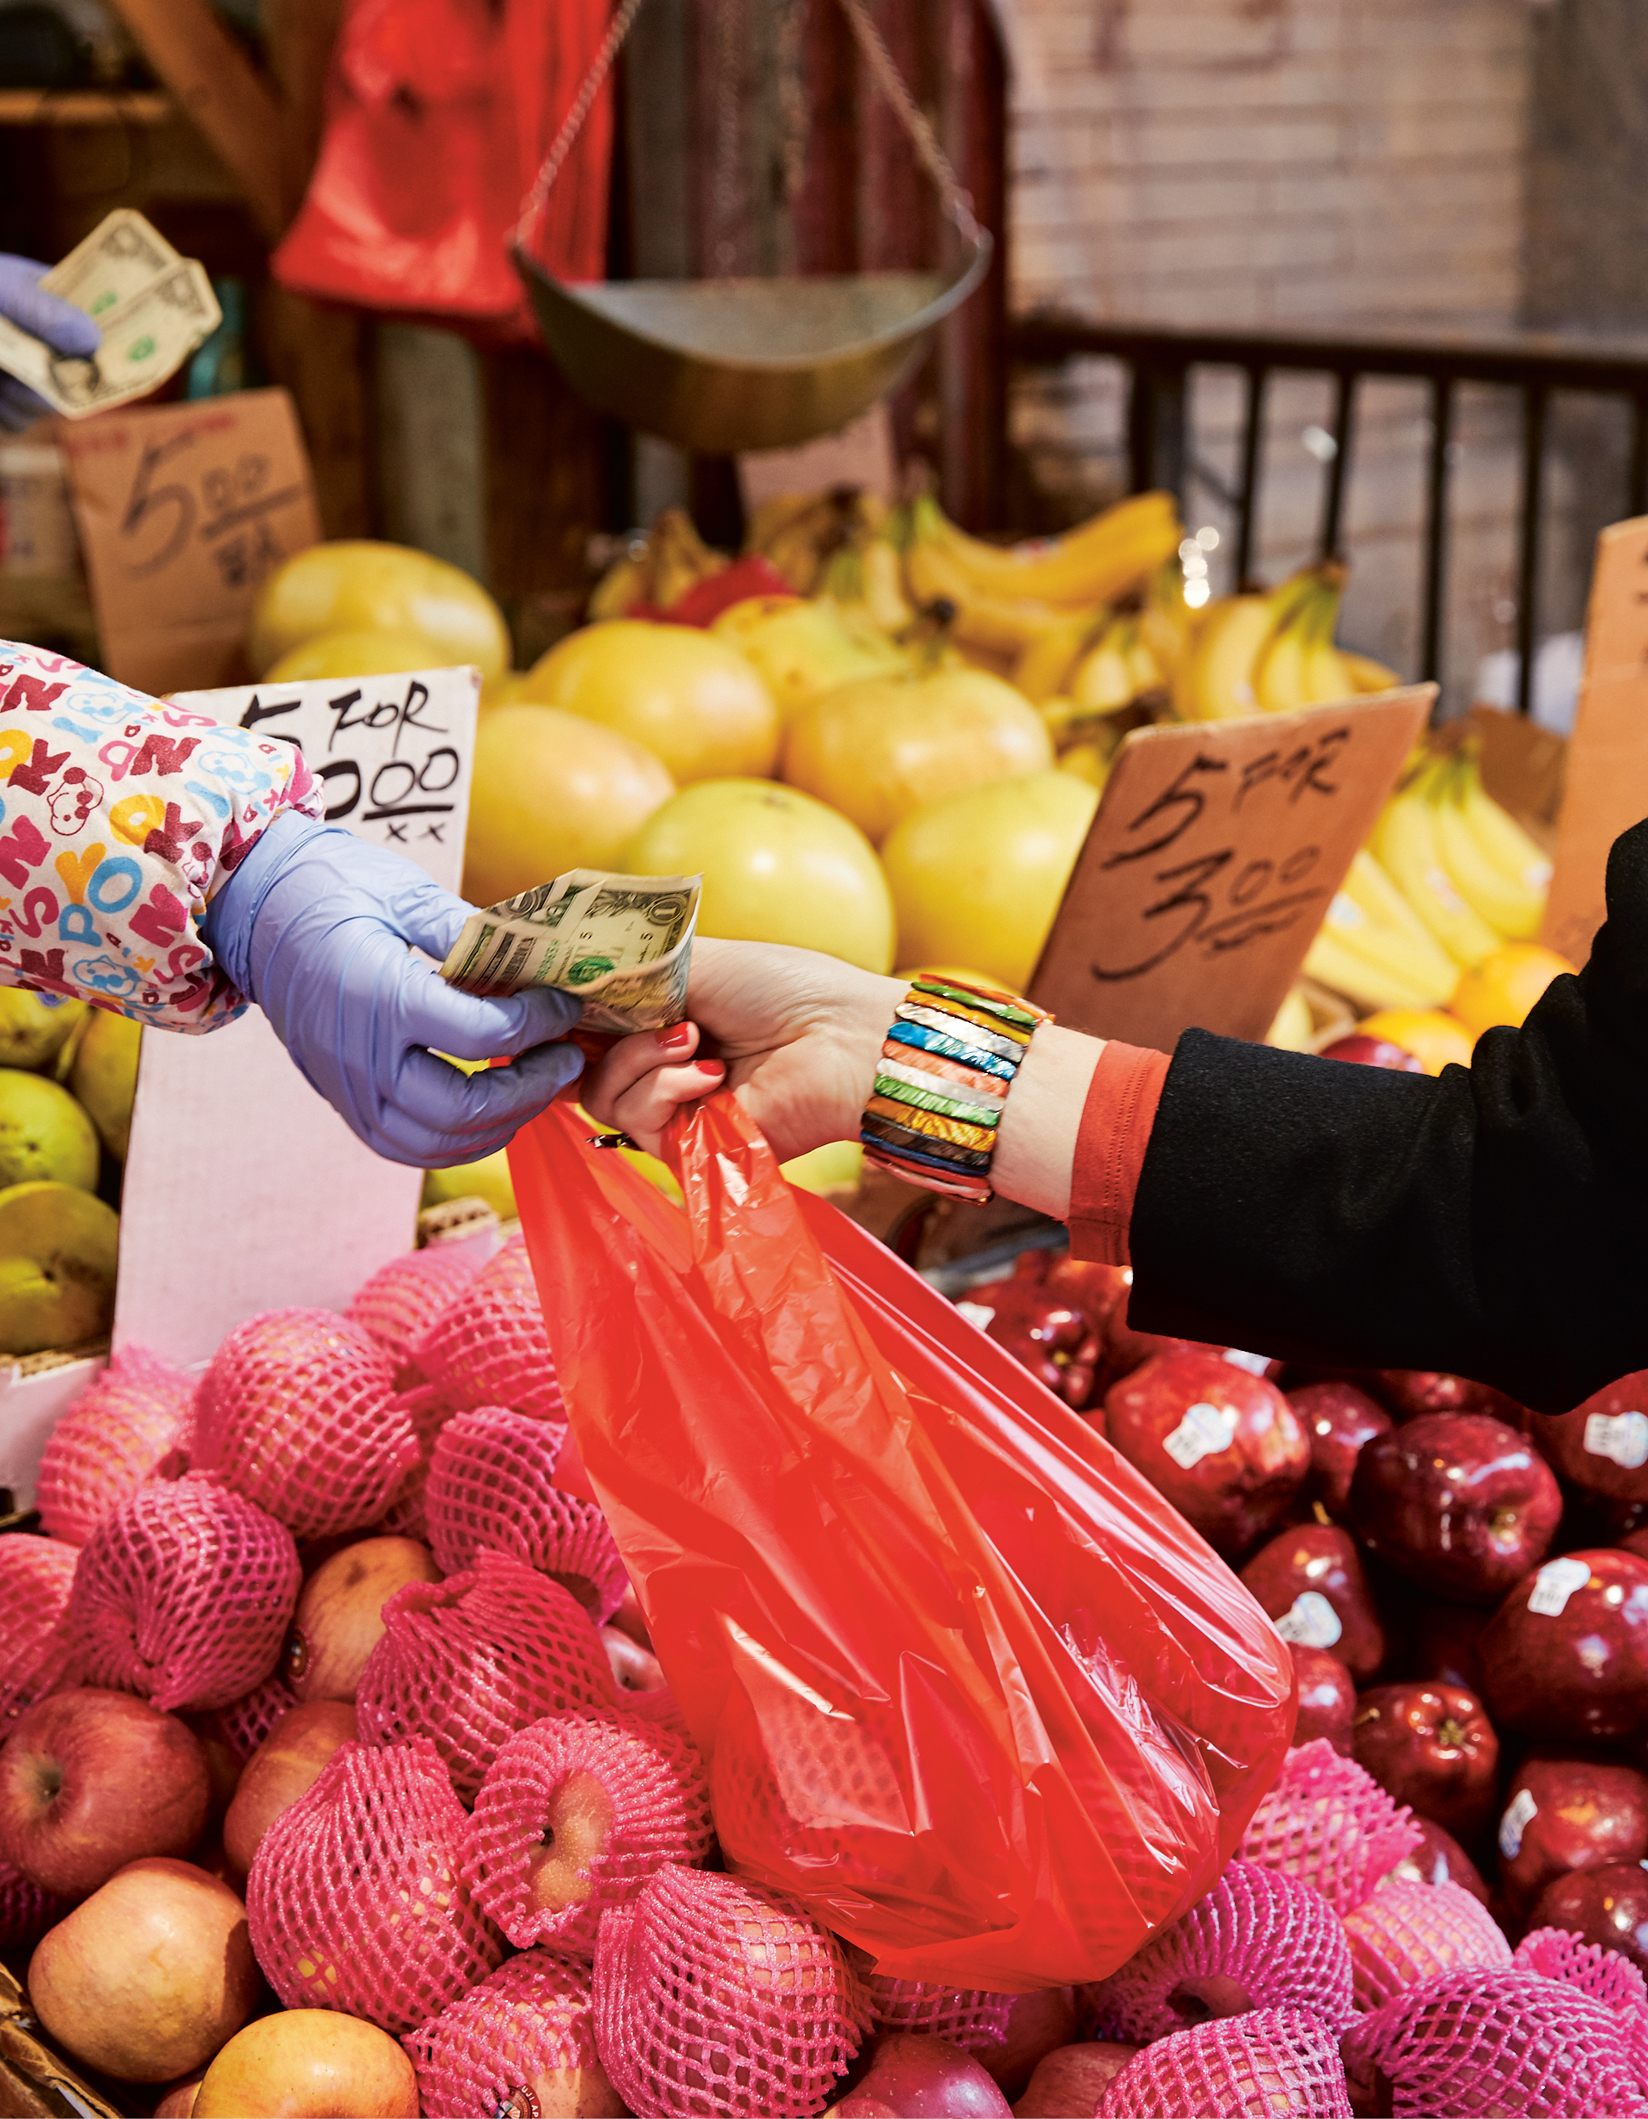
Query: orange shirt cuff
[{"left": 1068, "top": 1040, "right": 1171, "bottom": 1267}]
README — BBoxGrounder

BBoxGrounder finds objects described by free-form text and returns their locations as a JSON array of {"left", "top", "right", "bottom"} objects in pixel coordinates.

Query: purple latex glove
[
  {"left": 0, "top": 256, "right": 101, "bottom": 432},
  {"left": 203, "top": 812, "right": 585, "bottom": 1167}
]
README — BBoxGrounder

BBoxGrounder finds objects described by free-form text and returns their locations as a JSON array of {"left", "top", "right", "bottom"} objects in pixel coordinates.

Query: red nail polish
[
  {"left": 698, "top": 1057, "right": 725, "bottom": 1076},
  {"left": 658, "top": 1023, "right": 693, "bottom": 1050}
]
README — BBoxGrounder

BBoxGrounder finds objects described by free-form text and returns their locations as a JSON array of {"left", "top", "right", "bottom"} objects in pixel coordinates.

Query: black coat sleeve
[{"left": 1126, "top": 816, "right": 1648, "bottom": 1414}]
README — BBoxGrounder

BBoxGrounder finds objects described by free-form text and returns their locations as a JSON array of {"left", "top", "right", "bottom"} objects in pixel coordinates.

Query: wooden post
[{"left": 102, "top": 0, "right": 295, "bottom": 241}]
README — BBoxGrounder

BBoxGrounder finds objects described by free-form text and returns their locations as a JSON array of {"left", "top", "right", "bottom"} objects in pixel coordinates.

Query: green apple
[
  {"left": 0, "top": 1070, "right": 100, "bottom": 1191},
  {"left": 69, "top": 1011, "right": 142, "bottom": 1161},
  {"left": 422, "top": 1149, "right": 516, "bottom": 1221},
  {"left": 781, "top": 1140, "right": 864, "bottom": 1196},
  {"left": 0, "top": 1181, "right": 119, "bottom": 1353},
  {"left": 0, "top": 991, "right": 86, "bottom": 1072}
]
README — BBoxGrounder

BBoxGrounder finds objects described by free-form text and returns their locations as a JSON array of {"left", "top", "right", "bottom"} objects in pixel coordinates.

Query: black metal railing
[{"left": 1009, "top": 315, "right": 1648, "bottom": 714}]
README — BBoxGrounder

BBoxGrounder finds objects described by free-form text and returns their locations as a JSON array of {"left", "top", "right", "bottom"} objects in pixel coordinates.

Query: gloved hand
[
  {"left": 0, "top": 255, "right": 101, "bottom": 432},
  {"left": 203, "top": 811, "right": 585, "bottom": 1167}
]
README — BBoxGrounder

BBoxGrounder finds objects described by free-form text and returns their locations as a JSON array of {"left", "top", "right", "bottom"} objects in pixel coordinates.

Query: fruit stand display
[{"left": 2, "top": 497, "right": 1643, "bottom": 2118}]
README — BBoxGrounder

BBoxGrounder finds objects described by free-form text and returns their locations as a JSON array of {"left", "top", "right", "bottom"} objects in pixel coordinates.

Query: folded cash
[
  {"left": 440, "top": 869, "right": 702, "bottom": 1035},
  {"left": 0, "top": 209, "right": 220, "bottom": 421}
]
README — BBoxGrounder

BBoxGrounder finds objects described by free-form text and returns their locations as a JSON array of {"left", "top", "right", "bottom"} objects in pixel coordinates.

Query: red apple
[
  {"left": 1291, "top": 1643, "right": 1355, "bottom": 1754},
  {"left": 975, "top": 1990, "right": 1078, "bottom": 2101},
  {"left": 1376, "top": 1371, "right": 1528, "bottom": 1423},
  {"left": 1526, "top": 1371, "right": 1648, "bottom": 1503},
  {"left": 1479, "top": 1549, "right": 1648, "bottom": 1743},
  {"left": 609, "top": 1581, "right": 651, "bottom": 1650},
  {"left": 283, "top": 1534, "right": 441, "bottom": 1703},
  {"left": 1290, "top": 1381, "right": 1393, "bottom": 1520},
  {"left": 1351, "top": 1682, "right": 1499, "bottom": 1841},
  {"left": 1528, "top": 1862, "right": 1648, "bottom": 1977},
  {"left": 601, "top": 1623, "right": 669, "bottom": 1705},
  {"left": 1043, "top": 1257, "right": 1130, "bottom": 1336},
  {"left": 222, "top": 1700, "right": 358, "bottom": 1876},
  {"left": 0, "top": 1688, "right": 210, "bottom": 1898},
  {"left": 28, "top": 1856, "right": 261, "bottom": 2081},
  {"left": 1495, "top": 1755, "right": 1648, "bottom": 1915},
  {"left": 1239, "top": 1523, "right": 1387, "bottom": 1682},
  {"left": 194, "top": 2009, "right": 420, "bottom": 2117},
  {"left": 1320, "top": 1034, "right": 1424, "bottom": 1072},
  {"left": 1012, "top": 2042, "right": 1139, "bottom": 2117},
  {"left": 956, "top": 1274, "right": 1101, "bottom": 1407},
  {"left": 1348, "top": 1413, "right": 1561, "bottom": 1604},
  {"left": 833, "top": 2035, "right": 1013, "bottom": 2116},
  {"left": 1404, "top": 1600, "right": 1490, "bottom": 1695},
  {"left": 1105, "top": 1351, "right": 1309, "bottom": 1557},
  {"left": 1389, "top": 1816, "right": 1491, "bottom": 1904}
]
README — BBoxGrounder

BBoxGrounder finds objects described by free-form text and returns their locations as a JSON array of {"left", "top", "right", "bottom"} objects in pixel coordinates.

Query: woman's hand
[{"left": 585, "top": 937, "right": 900, "bottom": 1160}]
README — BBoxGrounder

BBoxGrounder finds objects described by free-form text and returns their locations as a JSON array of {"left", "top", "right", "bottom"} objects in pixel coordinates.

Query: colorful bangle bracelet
[{"left": 860, "top": 975, "right": 1051, "bottom": 1204}]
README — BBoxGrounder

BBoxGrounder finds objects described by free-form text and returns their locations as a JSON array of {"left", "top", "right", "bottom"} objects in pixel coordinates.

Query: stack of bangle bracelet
[{"left": 859, "top": 973, "right": 1052, "bottom": 1205}]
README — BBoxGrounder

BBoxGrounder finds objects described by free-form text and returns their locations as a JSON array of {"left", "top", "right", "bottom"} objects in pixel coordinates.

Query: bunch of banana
[
  {"left": 1371, "top": 747, "right": 1552, "bottom": 963},
  {"left": 1174, "top": 563, "right": 1355, "bottom": 722},
  {"left": 744, "top": 489, "right": 876, "bottom": 595},
  {"left": 903, "top": 490, "right": 1184, "bottom": 658},
  {"left": 588, "top": 508, "right": 727, "bottom": 619},
  {"left": 820, "top": 516, "right": 915, "bottom": 641},
  {"left": 1303, "top": 849, "right": 1462, "bottom": 1011}
]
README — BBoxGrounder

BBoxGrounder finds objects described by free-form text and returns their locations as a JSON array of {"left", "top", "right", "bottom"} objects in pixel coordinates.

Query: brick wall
[{"left": 1000, "top": 0, "right": 1582, "bottom": 702}]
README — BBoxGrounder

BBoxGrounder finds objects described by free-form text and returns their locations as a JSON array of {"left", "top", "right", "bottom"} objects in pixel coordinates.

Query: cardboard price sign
[
  {"left": 1031, "top": 687, "right": 1434, "bottom": 1050},
  {"left": 1542, "top": 516, "right": 1648, "bottom": 967},
  {"left": 114, "top": 666, "right": 480, "bottom": 1367},
  {"left": 56, "top": 386, "right": 320, "bottom": 698}
]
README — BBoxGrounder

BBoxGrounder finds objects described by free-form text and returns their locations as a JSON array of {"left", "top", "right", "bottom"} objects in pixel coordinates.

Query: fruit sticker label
[
  {"left": 1527, "top": 1555, "right": 1593, "bottom": 1618},
  {"left": 954, "top": 1301, "right": 996, "bottom": 1332},
  {"left": 1273, "top": 1590, "right": 1343, "bottom": 1650},
  {"left": 1499, "top": 1786, "right": 1538, "bottom": 1860},
  {"left": 1223, "top": 1348, "right": 1272, "bottom": 1375},
  {"left": 1163, "top": 1399, "right": 1238, "bottom": 1470},
  {"left": 1030, "top": 686, "right": 1434, "bottom": 1047},
  {"left": 1584, "top": 1409, "right": 1648, "bottom": 1470}
]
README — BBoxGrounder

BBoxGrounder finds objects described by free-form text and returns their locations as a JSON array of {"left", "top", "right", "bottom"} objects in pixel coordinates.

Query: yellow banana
[
  {"left": 1457, "top": 758, "right": 1555, "bottom": 896},
  {"left": 904, "top": 526, "right": 1079, "bottom": 657},
  {"left": 1171, "top": 591, "right": 1278, "bottom": 721},
  {"left": 1432, "top": 752, "right": 1549, "bottom": 940},
  {"left": 1057, "top": 739, "right": 1111, "bottom": 790},
  {"left": 1070, "top": 616, "right": 1139, "bottom": 713},
  {"left": 1125, "top": 625, "right": 1164, "bottom": 696},
  {"left": 588, "top": 549, "right": 648, "bottom": 621},
  {"left": 1141, "top": 557, "right": 1197, "bottom": 677},
  {"left": 1341, "top": 849, "right": 1461, "bottom": 976},
  {"left": 1370, "top": 772, "right": 1503, "bottom": 967},
  {"left": 860, "top": 538, "right": 915, "bottom": 634},
  {"left": 914, "top": 491, "right": 1183, "bottom": 608},
  {"left": 1314, "top": 874, "right": 1459, "bottom": 1006},
  {"left": 1341, "top": 650, "right": 1405, "bottom": 694},
  {"left": 1304, "top": 923, "right": 1450, "bottom": 1012},
  {"left": 1013, "top": 609, "right": 1108, "bottom": 702},
  {"left": 1253, "top": 565, "right": 1351, "bottom": 712}
]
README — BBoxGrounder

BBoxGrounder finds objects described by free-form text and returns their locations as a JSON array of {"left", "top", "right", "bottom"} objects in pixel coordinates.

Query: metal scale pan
[{"left": 513, "top": 0, "right": 993, "bottom": 456}]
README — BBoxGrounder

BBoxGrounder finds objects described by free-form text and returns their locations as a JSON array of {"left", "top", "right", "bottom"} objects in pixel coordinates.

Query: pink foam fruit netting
[
  {"left": 412, "top": 1235, "right": 566, "bottom": 1424},
  {"left": 1095, "top": 2006, "right": 1353, "bottom": 2119},
  {"left": 35, "top": 1346, "right": 193, "bottom": 1545},
  {"left": 427, "top": 1403, "right": 623, "bottom": 1620},
  {"left": 0, "top": 1534, "right": 77, "bottom": 1727},
  {"left": 246, "top": 1736, "right": 504, "bottom": 2036},
  {"left": 355, "top": 1550, "right": 616, "bottom": 1804},
  {"left": 465, "top": 1708, "right": 715, "bottom": 1956},
  {"left": 65, "top": 1478, "right": 300, "bottom": 1713},
  {"left": 593, "top": 1864, "right": 869, "bottom": 2119},
  {"left": 192, "top": 1307, "right": 417, "bottom": 1539},
  {"left": 1236, "top": 1739, "right": 1422, "bottom": 1915},
  {"left": 402, "top": 1946, "right": 612, "bottom": 2119},
  {"left": 1088, "top": 1858, "right": 1355, "bottom": 2041}
]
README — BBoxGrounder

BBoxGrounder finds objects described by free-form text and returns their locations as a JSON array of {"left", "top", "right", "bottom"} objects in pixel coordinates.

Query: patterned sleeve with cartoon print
[{"left": 0, "top": 640, "right": 322, "bottom": 1031}]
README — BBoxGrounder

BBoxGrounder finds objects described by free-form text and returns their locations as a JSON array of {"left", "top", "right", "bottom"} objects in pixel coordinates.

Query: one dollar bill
[
  {"left": 440, "top": 869, "right": 702, "bottom": 1035},
  {"left": 0, "top": 210, "right": 220, "bottom": 421}
]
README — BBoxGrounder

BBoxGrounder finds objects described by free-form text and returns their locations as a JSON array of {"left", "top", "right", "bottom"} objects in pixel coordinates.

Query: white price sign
[{"left": 171, "top": 666, "right": 479, "bottom": 879}]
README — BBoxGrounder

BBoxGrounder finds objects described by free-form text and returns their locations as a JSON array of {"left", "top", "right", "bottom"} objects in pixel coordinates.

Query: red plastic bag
[
  {"left": 510, "top": 1095, "right": 1293, "bottom": 1986},
  {"left": 272, "top": 0, "right": 612, "bottom": 337}
]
